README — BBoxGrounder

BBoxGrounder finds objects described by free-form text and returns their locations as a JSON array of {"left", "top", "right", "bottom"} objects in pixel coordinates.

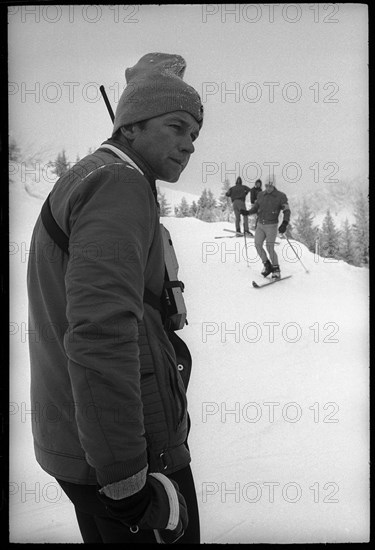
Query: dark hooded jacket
[
  {"left": 225, "top": 182, "right": 250, "bottom": 203},
  {"left": 250, "top": 185, "right": 262, "bottom": 205}
]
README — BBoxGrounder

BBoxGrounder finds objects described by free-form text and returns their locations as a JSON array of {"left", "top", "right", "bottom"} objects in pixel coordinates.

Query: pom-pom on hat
[{"left": 112, "top": 52, "right": 204, "bottom": 135}]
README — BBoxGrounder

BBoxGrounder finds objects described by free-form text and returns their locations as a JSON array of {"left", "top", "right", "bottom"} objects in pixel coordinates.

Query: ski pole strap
[{"left": 40, "top": 193, "right": 165, "bottom": 314}]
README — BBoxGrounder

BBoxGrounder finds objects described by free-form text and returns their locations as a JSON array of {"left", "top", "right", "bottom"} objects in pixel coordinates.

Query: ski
[
  {"left": 252, "top": 275, "right": 292, "bottom": 288},
  {"left": 223, "top": 228, "right": 254, "bottom": 237}
]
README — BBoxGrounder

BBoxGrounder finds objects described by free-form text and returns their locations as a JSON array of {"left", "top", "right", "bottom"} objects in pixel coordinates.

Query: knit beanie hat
[
  {"left": 112, "top": 52, "right": 204, "bottom": 135},
  {"left": 264, "top": 174, "right": 277, "bottom": 186}
]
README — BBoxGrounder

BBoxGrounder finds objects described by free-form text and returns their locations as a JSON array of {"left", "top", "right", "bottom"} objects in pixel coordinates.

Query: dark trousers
[
  {"left": 232, "top": 199, "right": 249, "bottom": 233},
  {"left": 56, "top": 465, "right": 200, "bottom": 544}
]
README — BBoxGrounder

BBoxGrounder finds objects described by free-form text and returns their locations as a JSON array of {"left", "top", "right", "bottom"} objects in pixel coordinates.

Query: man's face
[
  {"left": 129, "top": 111, "right": 200, "bottom": 183},
  {"left": 265, "top": 183, "right": 274, "bottom": 194}
]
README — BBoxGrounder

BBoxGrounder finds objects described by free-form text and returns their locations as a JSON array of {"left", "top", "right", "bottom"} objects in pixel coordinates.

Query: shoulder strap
[{"left": 41, "top": 194, "right": 69, "bottom": 254}]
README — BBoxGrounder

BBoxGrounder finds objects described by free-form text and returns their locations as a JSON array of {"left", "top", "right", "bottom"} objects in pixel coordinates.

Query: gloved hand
[
  {"left": 98, "top": 473, "right": 188, "bottom": 543},
  {"left": 240, "top": 209, "right": 249, "bottom": 216},
  {"left": 278, "top": 221, "right": 288, "bottom": 234}
]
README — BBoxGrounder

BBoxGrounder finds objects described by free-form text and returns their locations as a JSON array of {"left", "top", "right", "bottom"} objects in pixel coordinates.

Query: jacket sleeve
[
  {"left": 280, "top": 192, "right": 291, "bottom": 223},
  {"left": 63, "top": 164, "right": 156, "bottom": 490},
  {"left": 247, "top": 200, "right": 259, "bottom": 215}
]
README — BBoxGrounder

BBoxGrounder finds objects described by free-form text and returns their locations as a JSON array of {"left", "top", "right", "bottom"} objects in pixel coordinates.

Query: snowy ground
[{"left": 9, "top": 176, "right": 369, "bottom": 543}]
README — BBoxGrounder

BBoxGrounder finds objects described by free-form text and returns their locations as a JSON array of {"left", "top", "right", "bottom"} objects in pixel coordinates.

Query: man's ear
[
  {"left": 121, "top": 124, "right": 143, "bottom": 141},
  {"left": 121, "top": 126, "right": 135, "bottom": 141}
]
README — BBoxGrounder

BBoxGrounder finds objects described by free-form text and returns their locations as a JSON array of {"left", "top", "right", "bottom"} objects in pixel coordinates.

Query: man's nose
[{"left": 179, "top": 135, "right": 195, "bottom": 154}]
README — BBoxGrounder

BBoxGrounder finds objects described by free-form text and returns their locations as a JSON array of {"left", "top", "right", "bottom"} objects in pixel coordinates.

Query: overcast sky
[{"left": 8, "top": 3, "right": 368, "bottom": 197}]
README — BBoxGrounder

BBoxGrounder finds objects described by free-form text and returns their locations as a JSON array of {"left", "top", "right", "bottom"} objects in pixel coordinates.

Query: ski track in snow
[{"left": 9, "top": 178, "right": 369, "bottom": 543}]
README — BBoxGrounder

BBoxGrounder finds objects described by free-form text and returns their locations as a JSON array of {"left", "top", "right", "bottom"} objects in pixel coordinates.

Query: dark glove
[
  {"left": 240, "top": 209, "right": 249, "bottom": 216},
  {"left": 278, "top": 221, "right": 288, "bottom": 234},
  {"left": 98, "top": 473, "right": 188, "bottom": 543}
]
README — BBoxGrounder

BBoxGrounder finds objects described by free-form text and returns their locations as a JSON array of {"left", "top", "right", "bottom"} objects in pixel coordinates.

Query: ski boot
[
  {"left": 272, "top": 265, "right": 281, "bottom": 279},
  {"left": 261, "top": 260, "right": 273, "bottom": 278}
]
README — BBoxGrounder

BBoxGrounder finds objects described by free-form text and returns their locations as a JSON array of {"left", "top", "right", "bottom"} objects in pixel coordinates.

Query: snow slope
[
  {"left": 9, "top": 177, "right": 369, "bottom": 543},
  {"left": 158, "top": 184, "right": 200, "bottom": 210}
]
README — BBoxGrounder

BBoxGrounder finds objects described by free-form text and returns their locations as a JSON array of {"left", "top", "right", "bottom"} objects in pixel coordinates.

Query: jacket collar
[
  {"left": 99, "top": 138, "right": 158, "bottom": 203},
  {"left": 263, "top": 186, "right": 277, "bottom": 196}
]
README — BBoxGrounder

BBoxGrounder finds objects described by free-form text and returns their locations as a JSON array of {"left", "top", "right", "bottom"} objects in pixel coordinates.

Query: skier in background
[
  {"left": 249, "top": 178, "right": 262, "bottom": 230},
  {"left": 225, "top": 176, "right": 252, "bottom": 236},
  {"left": 241, "top": 175, "right": 290, "bottom": 278},
  {"left": 250, "top": 178, "right": 262, "bottom": 206}
]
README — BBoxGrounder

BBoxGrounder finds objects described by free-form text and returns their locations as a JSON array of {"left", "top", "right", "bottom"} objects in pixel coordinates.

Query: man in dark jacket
[
  {"left": 225, "top": 176, "right": 252, "bottom": 235},
  {"left": 241, "top": 175, "right": 290, "bottom": 278},
  {"left": 249, "top": 179, "right": 262, "bottom": 230},
  {"left": 27, "top": 53, "right": 203, "bottom": 544},
  {"left": 250, "top": 178, "right": 262, "bottom": 205}
]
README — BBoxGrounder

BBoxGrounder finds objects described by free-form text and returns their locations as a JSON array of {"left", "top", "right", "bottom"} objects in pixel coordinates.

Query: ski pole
[
  {"left": 242, "top": 215, "right": 250, "bottom": 267},
  {"left": 283, "top": 234, "right": 309, "bottom": 273},
  {"left": 99, "top": 85, "right": 115, "bottom": 123},
  {"left": 243, "top": 227, "right": 250, "bottom": 268}
]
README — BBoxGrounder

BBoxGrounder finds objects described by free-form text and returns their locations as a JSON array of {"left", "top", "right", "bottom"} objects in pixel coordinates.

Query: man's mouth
[{"left": 169, "top": 158, "right": 184, "bottom": 168}]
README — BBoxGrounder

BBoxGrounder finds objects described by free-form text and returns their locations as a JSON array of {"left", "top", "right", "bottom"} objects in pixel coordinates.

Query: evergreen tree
[
  {"left": 157, "top": 188, "right": 172, "bottom": 217},
  {"left": 338, "top": 218, "right": 358, "bottom": 265},
  {"left": 320, "top": 209, "right": 340, "bottom": 258},
  {"left": 52, "top": 149, "right": 70, "bottom": 178},
  {"left": 292, "top": 200, "right": 319, "bottom": 252},
  {"left": 196, "top": 188, "right": 217, "bottom": 222},
  {"left": 175, "top": 196, "right": 190, "bottom": 218},
  {"left": 207, "top": 189, "right": 216, "bottom": 210},
  {"left": 218, "top": 178, "right": 232, "bottom": 221},
  {"left": 197, "top": 188, "right": 208, "bottom": 212},
  {"left": 9, "top": 137, "right": 21, "bottom": 162},
  {"left": 352, "top": 192, "right": 369, "bottom": 266},
  {"left": 189, "top": 200, "right": 198, "bottom": 217}
]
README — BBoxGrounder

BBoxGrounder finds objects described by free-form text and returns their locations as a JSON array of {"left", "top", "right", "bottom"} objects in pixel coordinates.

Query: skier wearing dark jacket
[
  {"left": 27, "top": 53, "right": 203, "bottom": 544},
  {"left": 248, "top": 179, "right": 262, "bottom": 230},
  {"left": 250, "top": 179, "right": 262, "bottom": 205},
  {"left": 241, "top": 175, "right": 290, "bottom": 278},
  {"left": 225, "top": 176, "right": 251, "bottom": 234}
]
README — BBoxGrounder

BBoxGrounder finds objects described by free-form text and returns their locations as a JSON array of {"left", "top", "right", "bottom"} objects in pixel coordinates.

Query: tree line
[
  {"left": 11, "top": 142, "right": 368, "bottom": 268},
  {"left": 161, "top": 178, "right": 369, "bottom": 268}
]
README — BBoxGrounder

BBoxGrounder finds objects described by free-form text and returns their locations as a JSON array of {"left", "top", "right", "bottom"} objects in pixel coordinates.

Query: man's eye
[{"left": 170, "top": 124, "right": 181, "bottom": 129}]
